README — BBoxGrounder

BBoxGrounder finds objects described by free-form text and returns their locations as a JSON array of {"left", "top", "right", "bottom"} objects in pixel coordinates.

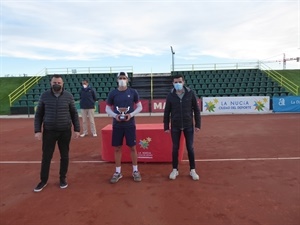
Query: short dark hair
[
  {"left": 51, "top": 74, "right": 63, "bottom": 79},
  {"left": 172, "top": 74, "right": 184, "bottom": 81},
  {"left": 82, "top": 79, "right": 89, "bottom": 83}
]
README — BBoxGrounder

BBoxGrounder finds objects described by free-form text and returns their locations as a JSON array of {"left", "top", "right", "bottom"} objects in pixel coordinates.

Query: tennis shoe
[
  {"left": 110, "top": 172, "right": 123, "bottom": 183},
  {"left": 93, "top": 133, "right": 97, "bottom": 137},
  {"left": 169, "top": 169, "right": 179, "bottom": 180},
  {"left": 132, "top": 171, "right": 142, "bottom": 182},
  {"left": 60, "top": 179, "right": 68, "bottom": 189},
  {"left": 80, "top": 133, "right": 87, "bottom": 137},
  {"left": 34, "top": 182, "right": 47, "bottom": 192},
  {"left": 190, "top": 169, "right": 199, "bottom": 181}
]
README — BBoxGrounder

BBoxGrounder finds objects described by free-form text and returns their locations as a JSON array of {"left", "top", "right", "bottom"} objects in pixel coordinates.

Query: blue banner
[{"left": 273, "top": 96, "right": 300, "bottom": 112}]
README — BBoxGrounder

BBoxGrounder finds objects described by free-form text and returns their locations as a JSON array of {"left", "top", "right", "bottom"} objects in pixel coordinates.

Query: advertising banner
[
  {"left": 273, "top": 96, "right": 300, "bottom": 112},
  {"left": 202, "top": 96, "right": 270, "bottom": 114}
]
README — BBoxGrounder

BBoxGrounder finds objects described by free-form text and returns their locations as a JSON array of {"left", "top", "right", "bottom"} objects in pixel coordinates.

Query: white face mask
[
  {"left": 118, "top": 80, "right": 127, "bottom": 87},
  {"left": 83, "top": 84, "right": 88, "bottom": 88}
]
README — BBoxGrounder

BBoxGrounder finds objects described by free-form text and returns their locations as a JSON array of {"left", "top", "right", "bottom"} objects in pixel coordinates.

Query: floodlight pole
[{"left": 170, "top": 46, "right": 175, "bottom": 72}]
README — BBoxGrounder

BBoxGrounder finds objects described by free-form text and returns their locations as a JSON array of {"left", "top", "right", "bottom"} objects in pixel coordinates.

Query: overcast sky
[{"left": 1, "top": 0, "right": 299, "bottom": 76}]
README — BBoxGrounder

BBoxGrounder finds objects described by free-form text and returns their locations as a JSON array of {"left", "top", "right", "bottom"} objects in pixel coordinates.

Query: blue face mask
[{"left": 174, "top": 83, "right": 183, "bottom": 91}]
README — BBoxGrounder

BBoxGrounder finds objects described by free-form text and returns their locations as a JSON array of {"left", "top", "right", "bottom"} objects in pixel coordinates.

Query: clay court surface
[{"left": 0, "top": 113, "right": 299, "bottom": 225}]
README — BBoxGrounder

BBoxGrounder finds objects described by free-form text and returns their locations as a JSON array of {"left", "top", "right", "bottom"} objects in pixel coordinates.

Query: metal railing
[
  {"left": 173, "top": 61, "right": 260, "bottom": 71},
  {"left": 8, "top": 69, "right": 44, "bottom": 106},
  {"left": 259, "top": 62, "right": 299, "bottom": 95},
  {"left": 45, "top": 66, "right": 133, "bottom": 75},
  {"left": 8, "top": 66, "right": 134, "bottom": 107}
]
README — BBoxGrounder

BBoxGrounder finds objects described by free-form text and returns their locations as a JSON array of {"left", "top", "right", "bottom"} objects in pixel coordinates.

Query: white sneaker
[
  {"left": 80, "top": 133, "right": 87, "bottom": 137},
  {"left": 169, "top": 169, "right": 179, "bottom": 180},
  {"left": 93, "top": 133, "right": 97, "bottom": 137},
  {"left": 190, "top": 169, "right": 199, "bottom": 180}
]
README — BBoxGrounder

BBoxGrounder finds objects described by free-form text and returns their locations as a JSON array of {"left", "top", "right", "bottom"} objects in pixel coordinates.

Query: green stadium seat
[
  {"left": 253, "top": 82, "right": 260, "bottom": 87},
  {"left": 20, "top": 101, "right": 27, "bottom": 106},
  {"left": 211, "top": 78, "right": 217, "bottom": 83},
  {"left": 27, "top": 94, "right": 34, "bottom": 100},
  {"left": 240, "top": 83, "right": 247, "bottom": 88},
  {"left": 247, "top": 82, "right": 253, "bottom": 88},
  {"left": 234, "top": 83, "right": 240, "bottom": 88},
  {"left": 197, "top": 89, "right": 204, "bottom": 96},
  {"left": 221, "top": 83, "right": 227, "bottom": 88},
  {"left": 218, "top": 89, "right": 224, "bottom": 95},
  {"left": 202, "top": 84, "right": 208, "bottom": 89},
  {"left": 100, "top": 93, "right": 107, "bottom": 99},
  {"left": 231, "top": 88, "right": 238, "bottom": 95},
  {"left": 227, "top": 83, "right": 233, "bottom": 89},
  {"left": 225, "top": 89, "right": 231, "bottom": 95},
  {"left": 239, "top": 88, "right": 245, "bottom": 94},
  {"left": 195, "top": 84, "right": 201, "bottom": 90},
  {"left": 188, "top": 84, "right": 195, "bottom": 89},
  {"left": 253, "top": 88, "right": 259, "bottom": 94},
  {"left": 236, "top": 78, "right": 242, "bottom": 83},
  {"left": 280, "top": 87, "right": 286, "bottom": 92},
  {"left": 224, "top": 78, "right": 230, "bottom": 83},
  {"left": 204, "top": 89, "right": 210, "bottom": 95},
  {"left": 199, "top": 79, "right": 205, "bottom": 84},
  {"left": 74, "top": 94, "right": 80, "bottom": 100},
  {"left": 208, "top": 84, "right": 214, "bottom": 89},
  {"left": 193, "top": 79, "right": 199, "bottom": 85},
  {"left": 211, "top": 89, "right": 218, "bottom": 95},
  {"left": 186, "top": 80, "right": 193, "bottom": 85},
  {"left": 245, "top": 88, "right": 252, "bottom": 95},
  {"left": 34, "top": 95, "right": 40, "bottom": 100}
]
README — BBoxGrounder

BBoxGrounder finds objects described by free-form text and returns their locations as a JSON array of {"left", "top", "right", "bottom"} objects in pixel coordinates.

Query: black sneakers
[
  {"left": 34, "top": 179, "right": 68, "bottom": 192},
  {"left": 60, "top": 179, "right": 68, "bottom": 189},
  {"left": 33, "top": 182, "right": 47, "bottom": 192}
]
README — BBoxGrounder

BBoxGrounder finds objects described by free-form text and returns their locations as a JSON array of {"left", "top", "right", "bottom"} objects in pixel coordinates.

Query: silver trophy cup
[{"left": 116, "top": 106, "right": 130, "bottom": 121}]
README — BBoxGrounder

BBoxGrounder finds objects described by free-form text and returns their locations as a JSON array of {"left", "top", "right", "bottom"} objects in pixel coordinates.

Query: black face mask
[{"left": 52, "top": 84, "right": 62, "bottom": 92}]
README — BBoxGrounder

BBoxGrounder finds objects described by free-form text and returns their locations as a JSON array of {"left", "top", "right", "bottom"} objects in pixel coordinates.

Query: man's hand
[
  {"left": 34, "top": 132, "right": 42, "bottom": 140},
  {"left": 124, "top": 114, "right": 131, "bottom": 121},
  {"left": 74, "top": 132, "right": 80, "bottom": 139}
]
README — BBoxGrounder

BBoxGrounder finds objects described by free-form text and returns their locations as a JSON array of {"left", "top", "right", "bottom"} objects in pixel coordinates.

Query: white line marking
[
  {"left": 0, "top": 157, "right": 299, "bottom": 164},
  {"left": 193, "top": 157, "right": 300, "bottom": 162}
]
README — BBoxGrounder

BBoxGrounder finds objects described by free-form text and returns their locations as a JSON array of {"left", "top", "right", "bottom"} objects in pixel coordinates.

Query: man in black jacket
[
  {"left": 33, "top": 74, "right": 80, "bottom": 192},
  {"left": 163, "top": 74, "right": 201, "bottom": 181}
]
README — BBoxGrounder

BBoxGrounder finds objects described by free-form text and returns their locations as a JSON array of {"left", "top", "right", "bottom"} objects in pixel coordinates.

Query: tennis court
[{"left": 0, "top": 113, "right": 299, "bottom": 225}]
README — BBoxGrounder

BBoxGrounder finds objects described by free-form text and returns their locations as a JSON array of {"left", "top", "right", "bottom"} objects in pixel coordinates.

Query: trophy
[{"left": 116, "top": 106, "right": 130, "bottom": 121}]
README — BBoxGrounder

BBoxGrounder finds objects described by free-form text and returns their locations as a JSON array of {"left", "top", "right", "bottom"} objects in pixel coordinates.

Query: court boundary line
[{"left": 0, "top": 157, "right": 299, "bottom": 164}]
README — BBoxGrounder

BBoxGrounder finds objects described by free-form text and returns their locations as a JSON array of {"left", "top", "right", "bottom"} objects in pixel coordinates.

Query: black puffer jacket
[
  {"left": 34, "top": 89, "right": 80, "bottom": 132},
  {"left": 163, "top": 86, "right": 201, "bottom": 130}
]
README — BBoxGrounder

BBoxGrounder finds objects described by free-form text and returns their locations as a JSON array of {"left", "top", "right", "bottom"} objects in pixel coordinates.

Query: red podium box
[{"left": 101, "top": 123, "right": 185, "bottom": 162}]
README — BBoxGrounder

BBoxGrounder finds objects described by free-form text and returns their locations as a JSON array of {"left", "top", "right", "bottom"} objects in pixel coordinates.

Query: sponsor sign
[
  {"left": 202, "top": 96, "right": 270, "bottom": 114},
  {"left": 273, "top": 96, "right": 300, "bottom": 112}
]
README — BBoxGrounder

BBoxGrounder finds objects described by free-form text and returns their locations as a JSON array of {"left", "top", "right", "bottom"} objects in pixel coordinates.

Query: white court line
[{"left": 0, "top": 157, "right": 299, "bottom": 164}]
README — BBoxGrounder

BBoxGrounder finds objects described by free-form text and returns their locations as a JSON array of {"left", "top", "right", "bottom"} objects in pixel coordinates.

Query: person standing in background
[
  {"left": 79, "top": 79, "right": 98, "bottom": 137},
  {"left": 163, "top": 74, "right": 201, "bottom": 181},
  {"left": 105, "top": 71, "right": 143, "bottom": 183},
  {"left": 34, "top": 74, "right": 80, "bottom": 192}
]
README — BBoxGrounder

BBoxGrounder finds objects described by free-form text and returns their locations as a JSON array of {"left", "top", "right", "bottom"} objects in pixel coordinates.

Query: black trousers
[
  {"left": 171, "top": 126, "right": 196, "bottom": 170},
  {"left": 40, "top": 129, "right": 72, "bottom": 183}
]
